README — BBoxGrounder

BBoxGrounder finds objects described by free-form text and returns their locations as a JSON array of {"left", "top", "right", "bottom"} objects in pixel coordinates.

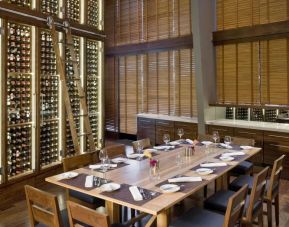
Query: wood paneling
[{"left": 137, "top": 117, "right": 156, "bottom": 145}]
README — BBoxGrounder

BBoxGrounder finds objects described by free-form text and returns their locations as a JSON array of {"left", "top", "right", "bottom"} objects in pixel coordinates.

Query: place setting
[
  {"left": 153, "top": 134, "right": 182, "bottom": 152},
  {"left": 191, "top": 161, "right": 229, "bottom": 175},
  {"left": 100, "top": 183, "right": 161, "bottom": 206},
  {"left": 127, "top": 145, "right": 159, "bottom": 161}
]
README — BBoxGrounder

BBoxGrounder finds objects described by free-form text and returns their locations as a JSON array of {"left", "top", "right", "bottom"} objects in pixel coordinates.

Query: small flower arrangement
[{"left": 149, "top": 159, "right": 158, "bottom": 167}]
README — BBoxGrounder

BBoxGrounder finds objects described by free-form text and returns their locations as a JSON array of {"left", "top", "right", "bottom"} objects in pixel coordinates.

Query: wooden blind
[
  {"left": 217, "top": 0, "right": 289, "bottom": 30},
  {"left": 118, "top": 48, "right": 196, "bottom": 134},
  {"left": 216, "top": 0, "right": 289, "bottom": 106},
  {"left": 105, "top": 0, "right": 192, "bottom": 47}
]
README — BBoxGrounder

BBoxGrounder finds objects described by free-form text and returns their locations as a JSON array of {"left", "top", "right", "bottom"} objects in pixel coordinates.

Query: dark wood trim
[
  {"left": 213, "top": 20, "right": 289, "bottom": 45},
  {"left": 105, "top": 35, "right": 193, "bottom": 56},
  {"left": 0, "top": 2, "right": 105, "bottom": 41},
  {"left": 210, "top": 103, "right": 289, "bottom": 109}
]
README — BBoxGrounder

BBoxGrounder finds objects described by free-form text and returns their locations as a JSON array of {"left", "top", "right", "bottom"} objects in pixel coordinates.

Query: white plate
[
  {"left": 196, "top": 168, "right": 214, "bottom": 175},
  {"left": 100, "top": 183, "right": 121, "bottom": 192},
  {"left": 62, "top": 172, "right": 79, "bottom": 179},
  {"left": 111, "top": 157, "right": 126, "bottom": 163},
  {"left": 160, "top": 184, "right": 180, "bottom": 193},
  {"left": 127, "top": 153, "right": 145, "bottom": 159},
  {"left": 219, "top": 156, "right": 235, "bottom": 162},
  {"left": 201, "top": 141, "right": 213, "bottom": 146},
  {"left": 170, "top": 141, "right": 180, "bottom": 146}
]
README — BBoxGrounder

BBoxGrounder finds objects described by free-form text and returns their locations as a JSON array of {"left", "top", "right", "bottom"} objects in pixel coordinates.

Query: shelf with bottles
[
  {"left": 251, "top": 108, "right": 264, "bottom": 122},
  {"left": 40, "top": 120, "right": 59, "bottom": 168},
  {"left": 7, "top": 0, "right": 31, "bottom": 8},
  {"left": 7, "top": 124, "right": 32, "bottom": 179},
  {"left": 41, "top": 0, "right": 59, "bottom": 16},
  {"left": 87, "top": 0, "right": 99, "bottom": 28},
  {"left": 65, "top": 117, "right": 80, "bottom": 157},
  {"left": 66, "top": 0, "right": 80, "bottom": 23}
]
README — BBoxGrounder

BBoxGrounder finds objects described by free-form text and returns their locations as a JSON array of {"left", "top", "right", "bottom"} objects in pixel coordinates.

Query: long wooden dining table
[{"left": 46, "top": 143, "right": 261, "bottom": 227}]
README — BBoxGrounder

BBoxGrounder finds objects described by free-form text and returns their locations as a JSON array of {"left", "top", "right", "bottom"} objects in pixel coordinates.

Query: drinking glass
[
  {"left": 163, "top": 134, "right": 170, "bottom": 145},
  {"left": 224, "top": 136, "right": 232, "bottom": 147},
  {"left": 99, "top": 149, "right": 107, "bottom": 170},
  {"left": 135, "top": 142, "right": 143, "bottom": 161},
  {"left": 177, "top": 128, "right": 184, "bottom": 140},
  {"left": 176, "top": 152, "right": 184, "bottom": 169},
  {"left": 212, "top": 131, "right": 219, "bottom": 144},
  {"left": 102, "top": 157, "right": 109, "bottom": 183}
]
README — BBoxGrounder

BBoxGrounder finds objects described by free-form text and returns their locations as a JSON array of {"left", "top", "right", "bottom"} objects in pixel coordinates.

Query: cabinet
[
  {"left": 174, "top": 121, "right": 198, "bottom": 140},
  {"left": 207, "top": 125, "right": 234, "bottom": 138},
  {"left": 137, "top": 117, "right": 156, "bottom": 145},
  {"left": 234, "top": 128, "right": 264, "bottom": 164}
]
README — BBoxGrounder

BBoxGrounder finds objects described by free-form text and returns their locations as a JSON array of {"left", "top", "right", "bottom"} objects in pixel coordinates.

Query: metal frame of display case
[{"left": 0, "top": 0, "right": 104, "bottom": 185}]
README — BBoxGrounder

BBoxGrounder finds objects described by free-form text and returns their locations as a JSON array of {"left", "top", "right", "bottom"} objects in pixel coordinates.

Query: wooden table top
[{"left": 46, "top": 144, "right": 261, "bottom": 215}]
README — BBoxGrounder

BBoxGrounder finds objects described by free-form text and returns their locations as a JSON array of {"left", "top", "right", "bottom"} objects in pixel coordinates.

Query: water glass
[
  {"left": 135, "top": 142, "right": 143, "bottom": 161},
  {"left": 102, "top": 157, "right": 109, "bottom": 183},
  {"left": 212, "top": 131, "right": 219, "bottom": 144}
]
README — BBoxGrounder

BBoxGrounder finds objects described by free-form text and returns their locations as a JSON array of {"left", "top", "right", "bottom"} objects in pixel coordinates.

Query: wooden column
[{"left": 191, "top": 0, "right": 216, "bottom": 134}]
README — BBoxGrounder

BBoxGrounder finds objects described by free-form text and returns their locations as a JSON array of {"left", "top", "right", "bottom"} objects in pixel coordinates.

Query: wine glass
[
  {"left": 135, "top": 142, "right": 143, "bottom": 161},
  {"left": 224, "top": 136, "right": 231, "bottom": 148},
  {"left": 177, "top": 128, "right": 184, "bottom": 141},
  {"left": 212, "top": 131, "right": 219, "bottom": 144},
  {"left": 99, "top": 149, "right": 107, "bottom": 170},
  {"left": 102, "top": 157, "right": 109, "bottom": 184},
  {"left": 163, "top": 134, "right": 170, "bottom": 151}
]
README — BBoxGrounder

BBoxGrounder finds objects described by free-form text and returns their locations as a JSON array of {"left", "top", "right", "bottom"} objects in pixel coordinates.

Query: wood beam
[
  {"left": 213, "top": 20, "right": 289, "bottom": 45},
  {"left": 0, "top": 2, "right": 105, "bottom": 41},
  {"left": 105, "top": 35, "right": 193, "bottom": 56}
]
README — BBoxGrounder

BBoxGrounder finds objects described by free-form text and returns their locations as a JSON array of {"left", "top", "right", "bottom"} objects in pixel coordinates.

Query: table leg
[
  {"left": 105, "top": 201, "right": 120, "bottom": 224},
  {"left": 157, "top": 209, "right": 169, "bottom": 227},
  {"left": 216, "top": 172, "right": 228, "bottom": 191}
]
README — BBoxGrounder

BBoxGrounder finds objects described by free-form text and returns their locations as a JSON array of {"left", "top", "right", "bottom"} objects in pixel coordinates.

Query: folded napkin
[
  {"left": 200, "top": 162, "right": 227, "bottom": 167},
  {"left": 201, "top": 141, "right": 213, "bottom": 146},
  {"left": 222, "top": 152, "right": 245, "bottom": 156},
  {"left": 89, "top": 164, "right": 117, "bottom": 169},
  {"left": 153, "top": 145, "right": 175, "bottom": 150},
  {"left": 85, "top": 175, "right": 93, "bottom": 188},
  {"left": 240, "top": 146, "right": 253, "bottom": 150},
  {"left": 170, "top": 141, "right": 181, "bottom": 146},
  {"left": 185, "top": 139, "right": 194, "bottom": 144},
  {"left": 127, "top": 153, "right": 145, "bottom": 159},
  {"left": 111, "top": 157, "right": 126, "bottom": 163},
  {"left": 219, "top": 143, "right": 233, "bottom": 149},
  {"left": 168, "top": 176, "right": 202, "bottom": 183},
  {"left": 129, "top": 186, "right": 143, "bottom": 201}
]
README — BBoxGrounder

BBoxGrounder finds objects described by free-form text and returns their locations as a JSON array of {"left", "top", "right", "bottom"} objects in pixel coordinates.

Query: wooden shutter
[
  {"left": 119, "top": 57, "right": 126, "bottom": 132},
  {"left": 147, "top": 52, "right": 158, "bottom": 113},
  {"left": 158, "top": 51, "right": 169, "bottom": 115}
]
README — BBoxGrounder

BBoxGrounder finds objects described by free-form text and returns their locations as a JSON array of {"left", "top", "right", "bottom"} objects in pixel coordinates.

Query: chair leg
[
  {"left": 275, "top": 194, "right": 280, "bottom": 226},
  {"left": 267, "top": 201, "right": 273, "bottom": 227},
  {"left": 258, "top": 212, "right": 263, "bottom": 227}
]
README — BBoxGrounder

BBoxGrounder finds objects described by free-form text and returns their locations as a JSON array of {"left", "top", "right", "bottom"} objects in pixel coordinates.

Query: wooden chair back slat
[
  {"left": 105, "top": 144, "right": 126, "bottom": 158},
  {"left": 67, "top": 200, "right": 110, "bottom": 227},
  {"left": 132, "top": 138, "right": 151, "bottom": 151},
  {"left": 231, "top": 137, "right": 255, "bottom": 146},
  {"left": 63, "top": 151, "right": 98, "bottom": 172},
  {"left": 25, "top": 185, "right": 62, "bottom": 227},
  {"left": 267, "top": 155, "right": 285, "bottom": 199},
  {"left": 246, "top": 167, "right": 269, "bottom": 221},
  {"left": 224, "top": 184, "right": 248, "bottom": 227}
]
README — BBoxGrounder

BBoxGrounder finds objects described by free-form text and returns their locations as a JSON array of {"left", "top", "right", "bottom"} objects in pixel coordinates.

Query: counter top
[
  {"left": 137, "top": 113, "right": 198, "bottom": 123},
  {"left": 206, "top": 119, "right": 289, "bottom": 133}
]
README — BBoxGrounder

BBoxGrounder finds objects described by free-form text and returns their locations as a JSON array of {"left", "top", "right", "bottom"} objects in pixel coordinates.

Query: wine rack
[
  {"left": 87, "top": 0, "right": 99, "bottom": 28},
  {"left": 65, "top": 36, "right": 80, "bottom": 156},
  {"left": 7, "top": 22, "right": 31, "bottom": 73},
  {"left": 66, "top": 0, "right": 80, "bottom": 23},
  {"left": 265, "top": 109, "right": 277, "bottom": 122},
  {"left": 40, "top": 121, "right": 59, "bottom": 167},
  {"left": 86, "top": 40, "right": 99, "bottom": 148},
  {"left": 235, "top": 108, "right": 248, "bottom": 120},
  {"left": 7, "top": 0, "right": 31, "bottom": 8},
  {"left": 7, "top": 125, "right": 32, "bottom": 178},
  {"left": 39, "top": 30, "right": 60, "bottom": 167},
  {"left": 41, "top": 0, "right": 59, "bottom": 16},
  {"left": 225, "top": 107, "right": 234, "bottom": 119},
  {"left": 251, "top": 108, "right": 264, "bottom": 121}
]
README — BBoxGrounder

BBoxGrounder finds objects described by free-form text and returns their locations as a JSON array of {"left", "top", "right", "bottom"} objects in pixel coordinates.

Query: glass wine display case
[{"left": 0, "top": 0, "right": 104, "bottom": 184}]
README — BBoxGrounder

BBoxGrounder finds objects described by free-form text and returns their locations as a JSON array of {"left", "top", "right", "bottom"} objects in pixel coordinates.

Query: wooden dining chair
[
  {"left": 132, "top": 138, "right": 151, "bottom": 151},
  {"left": 63, "top": 151, "right": 104, "bottom": 209},
  {"left": 229, "top": 137, "right": 255, "bottom": 177},
  {"left": 105, "top": 143, "right": 126, "bottom": 158},
  {"left": 170, "top": 184, "right": 248, "bottom": 227},
  {"left": 25, "top": 185, "right": 69, "bottom": 227},
  {"left": 67, "top": 200, "right": 146, "bottom": 227},
  {"left": 204, "top": 167, "right": 268, "bottom": 226},
  {"left": 264, "top": 155, "right": 285, "bottom": 227}
]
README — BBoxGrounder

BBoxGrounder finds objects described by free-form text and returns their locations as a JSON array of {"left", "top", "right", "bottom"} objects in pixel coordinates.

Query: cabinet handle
[
  {"left": 267, "top": 134, "right": 289, "bottom": 140},
  {"left": 238, "top": 131, "right": 256, "bottom": 135},
  {"left": 269, "top": 144, "right": 289, "bottom": 149}
]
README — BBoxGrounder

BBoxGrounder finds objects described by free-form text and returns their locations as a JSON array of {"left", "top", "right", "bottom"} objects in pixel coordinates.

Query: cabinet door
[
  {"left": 207, "top": 125, "right": 234, "bottom": 139},
  {"left": 264, "top": 131, "right": 289, "bottom": 179},
  {"left": 174, "top": 122, "right": 198, "bottom": 140},
  {"left": 234, "top": 128, "right": 264, "bottom": 163},
  {"left": 156, "top": 120, "right": 174, "bottom": 145},
  {"left": 137, "top": 117, "right": 156, "bottom": 145}
]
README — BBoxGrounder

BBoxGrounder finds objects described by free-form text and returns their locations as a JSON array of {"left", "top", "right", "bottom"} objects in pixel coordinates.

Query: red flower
[{"left": 150, "top": 159, "right": 157, "bottom": 167}]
